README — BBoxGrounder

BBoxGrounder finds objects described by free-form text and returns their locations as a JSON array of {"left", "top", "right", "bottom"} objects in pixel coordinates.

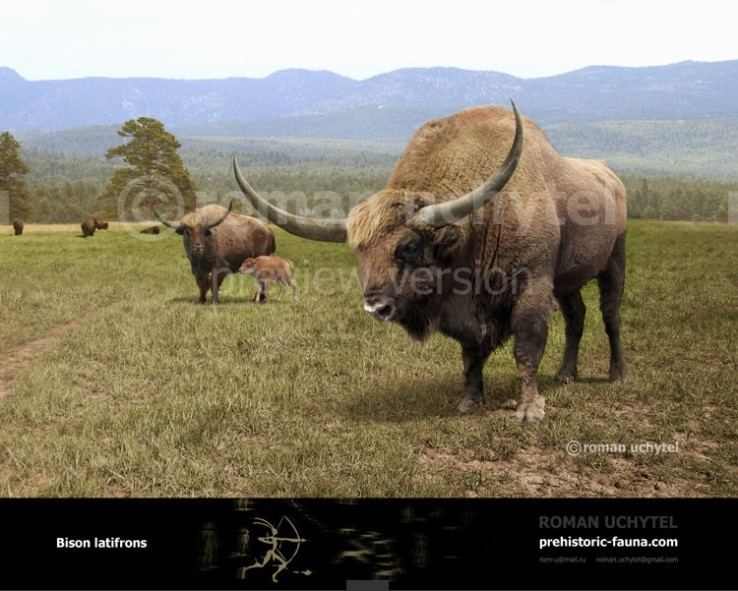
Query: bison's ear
[
  {"left": 432, "top": 224, "right": 464, "bottom": 261},
  {"left": 175, "top": 225, "right": 186, "bottom": 235}
]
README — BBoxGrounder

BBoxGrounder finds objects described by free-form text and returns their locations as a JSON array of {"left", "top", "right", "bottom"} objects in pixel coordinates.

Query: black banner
[{"left": 0, "top": 499, "right": 733, "bottom": 589}]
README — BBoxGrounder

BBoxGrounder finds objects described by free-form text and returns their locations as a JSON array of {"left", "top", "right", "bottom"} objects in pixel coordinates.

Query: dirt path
[{"left": 0, "top": 316, "right": 90, "bottom": 398}]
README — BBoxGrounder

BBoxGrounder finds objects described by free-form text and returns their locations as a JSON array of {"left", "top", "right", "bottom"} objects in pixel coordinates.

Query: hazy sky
[{"left": 3, "top": 0, "right": 737, "bottom": 80}]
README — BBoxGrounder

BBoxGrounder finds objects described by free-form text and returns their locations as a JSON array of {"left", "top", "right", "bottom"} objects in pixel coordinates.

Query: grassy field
[{"left": 0, "top": 220, "right": 736, "bottom": 497}]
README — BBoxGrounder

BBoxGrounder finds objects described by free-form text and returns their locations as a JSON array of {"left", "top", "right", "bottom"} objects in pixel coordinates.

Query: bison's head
[
  {"left": 154, "top": 202, "right": 233, "bottom": 261},
  {"left": 233, "top": 103, "right": 523, "bottom": 340},
  {"left": 341, "top": 194, "right": 470, "bottom": 339},
  {"left": 239, "top": 257, "right": 257, "bottom": 274},
  {"left": 96, "top": 219, "right": 109, "bottom": 230}
]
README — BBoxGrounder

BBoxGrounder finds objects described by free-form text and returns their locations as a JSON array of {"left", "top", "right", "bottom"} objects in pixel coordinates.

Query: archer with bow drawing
[{"left": 240, "top": 515, "right": 309, "bottom": 583}]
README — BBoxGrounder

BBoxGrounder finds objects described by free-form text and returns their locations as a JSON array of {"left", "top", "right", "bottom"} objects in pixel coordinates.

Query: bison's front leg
[
  {"left": 257, "top": 280, "right": 268, "bottom": 303},
  {"left": 195, "top": 273, "right": 209, "bottom": 304},
  {"left": 457, "top": 345, "right": 490, "bottom": 414},
  {"left": 511, "top": 279, "right": 555, "bottom": 422},
  {"left": 211, "top": 267, "right": 230, "bottom": 305}
]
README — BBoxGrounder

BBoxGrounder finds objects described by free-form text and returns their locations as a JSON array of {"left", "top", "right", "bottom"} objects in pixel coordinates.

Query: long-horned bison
[
  {"left": 156, "top": 202, "right": 276, "bottom": 304},
  {"left": 81, "top": 217, "right": 109, "bottom": 238},
  {"left": 12, "top": 219, "right": 24, "bottom": 236},
  {"left": 233, "top": 103, "right": 627, "bottom": 422}
]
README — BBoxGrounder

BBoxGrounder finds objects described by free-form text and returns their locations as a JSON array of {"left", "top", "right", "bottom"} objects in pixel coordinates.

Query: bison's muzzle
[{"left": 363, "top": 293, "right": 396, "bottom": 321}]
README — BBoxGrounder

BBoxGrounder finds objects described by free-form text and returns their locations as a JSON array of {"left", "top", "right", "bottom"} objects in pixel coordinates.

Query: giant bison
[
  {"left": 12, "top": 219, "right": 23, "bottom": 236},
  {"left": 156, "top": 202, "right": 276, "bottom": 304},
  {"left": 81, "top": 217, "right": 109, "bottom": 238},
  {"left": 233, "top": 103, "right": 627, "bottom": 422}
]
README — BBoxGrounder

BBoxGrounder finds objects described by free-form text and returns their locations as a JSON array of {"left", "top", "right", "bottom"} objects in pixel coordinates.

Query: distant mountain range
[
  {"left": 2, "top": 60, "right": 738, "bottom": 135},
  {"left": 3, "top": 60, "right": 738, "bottom": 177}
]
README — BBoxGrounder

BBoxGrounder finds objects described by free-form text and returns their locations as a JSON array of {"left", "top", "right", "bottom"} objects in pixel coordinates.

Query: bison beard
[
  {"left": 395, "top": 295, "right": 440, "bottom": 342},
  {"left": 233, "top": 103, "right": 628, "bottom": 422}
]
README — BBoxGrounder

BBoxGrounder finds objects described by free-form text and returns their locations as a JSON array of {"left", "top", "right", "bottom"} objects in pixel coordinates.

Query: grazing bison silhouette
[
  {"left": 81, "top": 217, "right": 109, "bottom": 238},
  {"left": 156, "top": 203, "right": 276, "bottom": 304},
  {"left": 12, "top": 219, "right": 24, "bottom": 236},
  {"left": 140, "top": 225, "right": 161, "bottom": 235},
  {"left": 234, "top": 103, "right": 627, "bottom": 421}
]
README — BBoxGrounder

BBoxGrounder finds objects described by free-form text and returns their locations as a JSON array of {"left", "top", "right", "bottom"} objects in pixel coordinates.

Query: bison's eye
[
  {"left": 205, "top": 229, "right": 212, "bottom": 237},
  {"left": 396, "top": 238, "right": 423, "bottom": 263}
]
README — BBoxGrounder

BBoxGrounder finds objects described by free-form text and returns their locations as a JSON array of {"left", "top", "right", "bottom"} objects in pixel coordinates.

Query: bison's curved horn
[
  {"left": 233, "top": 157, "right": 347, "bottom": 243},
  {"left": 206, "top": 200, "right": 234, "bottom": 229},
  {"left": 152, "top": 207, "right": 183, "bottom": 231},
  {"left": 411, "top": 101, "right": 524, "bottom": 228}
]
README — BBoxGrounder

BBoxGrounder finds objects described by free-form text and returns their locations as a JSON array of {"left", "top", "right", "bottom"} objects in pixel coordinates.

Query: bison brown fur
[
  {"left": 235, "top": 104, "right": 627, "bottom": 422},
  {"left": 140, "top": 225, "right": 161, "bottom": 235},
  {"left": 239, "top": 256, "right": 297, "bottom": 302},
  {"left": 81, "top": 217, "right": 109, "bottom": 238},
  {"left": 158, "top": 203, "right": 276, "bottom": 304}
]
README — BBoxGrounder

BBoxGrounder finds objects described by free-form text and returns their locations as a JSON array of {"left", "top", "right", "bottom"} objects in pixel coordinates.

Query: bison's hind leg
[
  {"left": 555, "top": 290, "right": 586, "bottom": 383},
  {"left": 289, "top": 278, "right": 298, "bottom": 299},
  {"left": 597, "top": 234, "right": 627, "bottom": 381}
]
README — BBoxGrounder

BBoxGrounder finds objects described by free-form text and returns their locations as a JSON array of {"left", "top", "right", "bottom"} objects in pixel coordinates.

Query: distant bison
[
  {"left": 12, "top": 219, "right": 24, "bottom": 236},
  {"left": 140, "top": 225, "right": 161, "bottom": 235},
  {"left": 239, "top": 256, "right": 297, "bottom": 302},
  {"left": 156, "top": 202, "right": 276, "bottom": 304},
  {"left": 81, "top": 217, "right": 109, "bottom": 238}
]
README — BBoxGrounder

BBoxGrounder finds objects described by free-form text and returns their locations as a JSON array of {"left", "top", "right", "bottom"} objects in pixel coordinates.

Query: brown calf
[{"left": 239, "top": 256, "right": 297, "bottom": 302}]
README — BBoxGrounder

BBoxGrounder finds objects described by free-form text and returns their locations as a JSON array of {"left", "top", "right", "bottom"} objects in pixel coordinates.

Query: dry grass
[{"left": 0, "top": 220, "right": 736, "bottom": 497}]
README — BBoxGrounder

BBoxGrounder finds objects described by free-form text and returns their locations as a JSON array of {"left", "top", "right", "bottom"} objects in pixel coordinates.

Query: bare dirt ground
[
  {"left": 0, "top": 317, "right": 89, "bottom": 398},
  {"left": 0, "top": 301, "right": 117, "bottom": 399}
]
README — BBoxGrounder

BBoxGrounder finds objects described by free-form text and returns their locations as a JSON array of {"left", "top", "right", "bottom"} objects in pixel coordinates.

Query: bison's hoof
[
  {"left": 456, "top": 396, "right": 482, "bottom": 415},
  {"left": 555, "top": 369, "right": 577, "bottom": 384},
  {"left": 514, "top": 395, "right": 545, "bottom": 422},
  {"left": 609, "top": 364, "right": 627, "bottom": 382}
]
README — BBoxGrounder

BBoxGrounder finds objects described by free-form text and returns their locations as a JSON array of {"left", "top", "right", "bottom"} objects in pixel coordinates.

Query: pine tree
[
  {"left": 101, "top": 117, "right": 197, "bottom": 217},
  {"left": 0, "top": 131, "right": 33, "bottom": 222}
]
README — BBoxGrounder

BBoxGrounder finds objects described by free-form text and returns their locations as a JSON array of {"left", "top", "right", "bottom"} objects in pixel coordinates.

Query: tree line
[{"left": 1, "top": 122, "right": 735, "bottom": 224}]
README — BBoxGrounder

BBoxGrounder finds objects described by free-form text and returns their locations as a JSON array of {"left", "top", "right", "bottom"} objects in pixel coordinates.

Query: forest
[{"left": 5, "top": 132, "right": 736, "bottom": 224}]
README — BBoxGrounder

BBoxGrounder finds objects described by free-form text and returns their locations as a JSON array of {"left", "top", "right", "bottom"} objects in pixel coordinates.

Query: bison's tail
[{"left": 268, "top": 232, "right": 276, "bottom": 255}]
